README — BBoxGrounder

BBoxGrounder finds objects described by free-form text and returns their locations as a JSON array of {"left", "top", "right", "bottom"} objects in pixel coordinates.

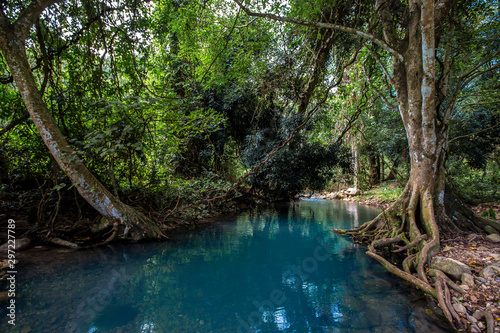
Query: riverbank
[{"left": 305, "top": 183, "right": 500, "bottom": 333}]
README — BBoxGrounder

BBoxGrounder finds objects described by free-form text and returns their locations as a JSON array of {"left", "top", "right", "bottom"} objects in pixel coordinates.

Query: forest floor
[{"left": 311, "top": 182, "right": 500, "bottom": 333}]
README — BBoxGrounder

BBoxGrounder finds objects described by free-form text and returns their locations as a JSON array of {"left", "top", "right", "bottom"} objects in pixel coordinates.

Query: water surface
[{"left": 3, "top": 199, "right": 451, "bottom": 332}]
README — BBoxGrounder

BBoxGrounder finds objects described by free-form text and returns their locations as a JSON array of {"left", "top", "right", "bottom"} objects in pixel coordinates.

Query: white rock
[
  {"left": 470, "top": 324, "right": 481, "bottom": 333},
  {"left": 453, "top": 303, "right": 467, "bottom": 314},
  {"left": 0, "top": 238, "right": 31, "bottom": 256},
  {"left": 480, "top": 262, "right": 500, "bottom": 278},
  {"left": 345, "top": 188, "right": 360, "bottom": 196},
  {"left": 467, "top": 315, "right": 478, "bottom": 323}
]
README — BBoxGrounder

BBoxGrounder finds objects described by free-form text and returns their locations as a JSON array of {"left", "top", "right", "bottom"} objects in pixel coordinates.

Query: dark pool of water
[{"left": 2, "top": 199, "right": 452, "bottom": 332}]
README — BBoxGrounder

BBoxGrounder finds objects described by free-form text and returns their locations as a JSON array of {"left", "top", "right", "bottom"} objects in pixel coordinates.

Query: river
[{"left": 2, "top": 199, "right": 452, "bottom": 332}]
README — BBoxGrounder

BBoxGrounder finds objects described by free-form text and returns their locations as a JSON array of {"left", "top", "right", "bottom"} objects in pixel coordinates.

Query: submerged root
[{"left": 366, "top": 250, "right": 436, "bottom": 297}]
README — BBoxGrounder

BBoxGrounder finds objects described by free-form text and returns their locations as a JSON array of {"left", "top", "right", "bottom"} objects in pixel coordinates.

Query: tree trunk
[
  {"left": 368, "top": 151, "right": 380, "bottom": 186},
  {"left": 351, "top": 137, "right": 359, "bottom": 190},
  {"left": 0, "top": 4, "right": 161, "bottom": 241},
  {"left": 380, "top": 153, "right": 384, "bottom": 181},
  {"left": 233, "top": 0, "right": 500, "bottom": 328},
  {"left": 339, "top": 0, "right": 500, "bottom": 328}
]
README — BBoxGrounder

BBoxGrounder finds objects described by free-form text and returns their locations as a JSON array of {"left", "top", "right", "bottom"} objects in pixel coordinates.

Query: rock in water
[{"left": 430, "top": 256, "right": 472, "bottom": 280}]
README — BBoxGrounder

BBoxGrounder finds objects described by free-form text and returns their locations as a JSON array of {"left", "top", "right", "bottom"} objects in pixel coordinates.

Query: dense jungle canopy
[{"left": 1, "top": 0, "right": 499, "bottom": 329}]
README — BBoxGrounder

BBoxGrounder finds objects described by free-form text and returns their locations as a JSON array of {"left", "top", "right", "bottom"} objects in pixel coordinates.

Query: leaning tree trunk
[{"left": 0, "top": 4, "right": 161, "bottom": 241}]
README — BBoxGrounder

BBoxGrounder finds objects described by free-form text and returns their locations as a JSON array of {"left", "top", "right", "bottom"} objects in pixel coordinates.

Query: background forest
[{"left": 1, "top": 0, "right": 499, "bottom": 236}]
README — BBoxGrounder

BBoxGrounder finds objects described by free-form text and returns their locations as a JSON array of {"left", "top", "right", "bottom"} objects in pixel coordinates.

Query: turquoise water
[{"left": 3, "top": 199, "right": 451, "bottom": 332}]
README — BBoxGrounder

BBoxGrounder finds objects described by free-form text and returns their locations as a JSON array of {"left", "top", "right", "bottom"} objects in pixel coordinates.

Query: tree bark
[{"left": 0, "top": 1, "right": 161, "bottom": 240}]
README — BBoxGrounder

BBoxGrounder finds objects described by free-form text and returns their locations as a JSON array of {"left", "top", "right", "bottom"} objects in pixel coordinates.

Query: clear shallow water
[{"left": 3, "top": 199, "right": 452, "bottom": 333}]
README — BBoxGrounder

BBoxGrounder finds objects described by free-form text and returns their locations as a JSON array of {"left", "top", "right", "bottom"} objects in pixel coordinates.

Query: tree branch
[
  {"left": 232, "top": 0, "right": 404, "bottom": 62},
  {"left": 13, "top": 0, "right": 63, "bottom": 41},
  {"left": 448, "top": 123, "right": 500, "bottom": 144},
  {"left": 374, "top": 0, "right": 403, "bottom": 51},
  {"left": 366, "top": 46, "right": 394, "bottom": 87},
  {"left": 362, "top": 62, "right": 399, "bottom": 112},
  {"left": 200, "top": 8, "right": 241, "bottom": 82},
  {"left": 444, "top": 60, "right": 500, "bottom": 123},
  {"left": 0, "top": 113, "right": 30, "bottom": 136},
  {"left": 1, "top": 5, "right": 127, "bottom": 85}
]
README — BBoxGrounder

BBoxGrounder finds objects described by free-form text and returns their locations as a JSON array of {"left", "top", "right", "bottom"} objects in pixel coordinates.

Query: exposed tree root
[
  {"left": 335, "top": 182, "right": 497, "bottom": 331},
  {"left": 474, "top": 310, "right": 495, "bottom": 333},
  {"left": 436, "top": 278, "right": 455, "bottom": 329},
  {"left": 366, "top": 250, "right": 436, "bottom": 297},
  {"left": 46, "top": 237, "right": 79, "bottom": 249},
  {"left": 115, "top": 205, "right": 163, "bottom": 241},
  {"left": 393, "top": 234, "right": 427, "bottom": 253}
]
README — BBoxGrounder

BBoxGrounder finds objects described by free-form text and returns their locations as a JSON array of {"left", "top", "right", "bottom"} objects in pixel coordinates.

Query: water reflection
[{"left": 3, "top": 200, "right": 452, "bottom": 333}]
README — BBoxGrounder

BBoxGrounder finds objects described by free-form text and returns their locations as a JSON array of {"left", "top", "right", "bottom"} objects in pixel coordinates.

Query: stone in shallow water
[
  {"left": 363, "top": 306, "right": 382, "bottom": 326},
  {"left": 349, "top": 314, "right": 372, "bottom": 330},
  {"left": 408, "top": 306, "right": 452, "bottom": 333},
  {"left": 372, "top": 326, "right": 402, "bottom": 333},
  {"left": 362, "top": 278, "right": 392, "bottom": 293},
  {"left": 342, "top": 295, "right": 365, "bottom": 312}
]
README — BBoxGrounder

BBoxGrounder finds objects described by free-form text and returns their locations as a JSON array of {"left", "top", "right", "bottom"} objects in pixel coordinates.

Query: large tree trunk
[
  {"left": 339, "top": 0, "right": 500, "bottom": 328},
  {"left": 233, "top": 0, "right": 500, "bottom": 329},
  {"left": 0, "top": 2, "right": 161, "bottom": 241}
]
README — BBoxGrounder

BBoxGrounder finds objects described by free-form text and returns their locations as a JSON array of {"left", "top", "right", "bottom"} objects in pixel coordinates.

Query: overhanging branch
[
  {"left": 13, "top": 0, "right": 64, "bottom": 41},
  {"left": 232, "top": 0, "right": 404, "bottom": 62}
]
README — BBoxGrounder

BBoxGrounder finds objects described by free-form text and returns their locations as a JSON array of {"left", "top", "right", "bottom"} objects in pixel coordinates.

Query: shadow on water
[
  {"left": 93, "top": 303, "right": 138, "bottom": 331},
  {"left": 1, "top": 199, "right": 453, "bottom": 332}
]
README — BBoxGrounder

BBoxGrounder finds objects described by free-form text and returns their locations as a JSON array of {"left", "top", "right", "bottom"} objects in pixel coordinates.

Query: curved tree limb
[
  {"left": 0, "top": 113, "right": 30, "bottom": 136},
  {"left": 232, "top": 0, "right": 404, "bottom": 62},
  {"left": 12, "top": 0, "right": 63, "bottom": 41},
  {"left": 367, "top": 250, "right": 436, "bottom": 297}
]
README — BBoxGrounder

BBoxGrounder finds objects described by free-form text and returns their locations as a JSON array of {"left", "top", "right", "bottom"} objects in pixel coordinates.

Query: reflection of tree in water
[
  {"left": 7, "top": 245, "right": 153, "bottom": 333},
  {"left": 8, "top": 201, "right": 450, "bottom": 332}
]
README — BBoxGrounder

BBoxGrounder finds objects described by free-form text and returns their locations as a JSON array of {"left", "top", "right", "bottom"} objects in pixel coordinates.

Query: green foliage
[
  {"left": 447, "top": 154, "right": 500, "bottom": 203},
  {"left": 246, "top": 141, "right": 351, "bottom": 199},
  {"left": 481, "top": 208, "right": 497, "bottom": 220},
  {"left": 1, "top": 0, "right": 500, "bottom": 228},
  {"left": 371, "top": 183, "right": 404, "bottom": 202},
  {"left": 449, "top": 111, "right": 499, "bottom": 170}
]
